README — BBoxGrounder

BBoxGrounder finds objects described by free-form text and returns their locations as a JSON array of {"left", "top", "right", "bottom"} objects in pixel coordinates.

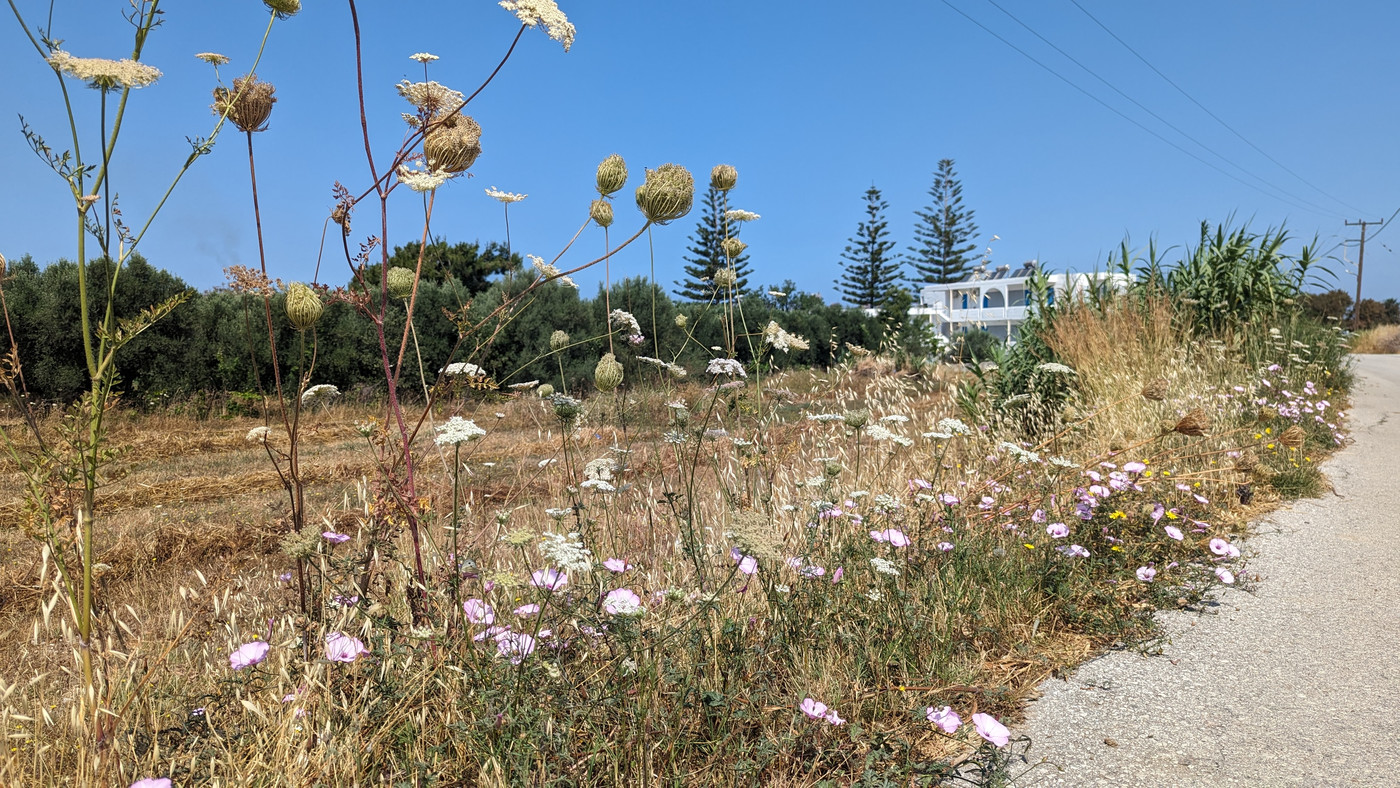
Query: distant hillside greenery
[{"left": 0, "top": 250, "right": 887, "bottom": 407}]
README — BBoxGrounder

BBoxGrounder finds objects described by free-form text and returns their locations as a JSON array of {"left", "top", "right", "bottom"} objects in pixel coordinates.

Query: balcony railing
[{"left": 918, "top": 305, "right": 1029, "bottom": 323}]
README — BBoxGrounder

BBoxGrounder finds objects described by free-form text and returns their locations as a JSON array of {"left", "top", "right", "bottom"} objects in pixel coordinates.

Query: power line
[
  {"left": 980, "top": 0, "right": 1350, "bottom": 221},
  {"left": 1067, "top": 0, "right": 1373, "bottom": 218},
  {"left": 935, "top": 0, "right": 1345, "bottom": 219}
]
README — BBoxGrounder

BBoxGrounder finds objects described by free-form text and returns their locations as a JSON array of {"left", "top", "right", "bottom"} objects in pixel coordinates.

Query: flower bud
[
  {"left": 424, "top": 112, "right": 482, "bottom": 173},
  {"left": 595, "top": 353, "right": 624, "bottom": 393},
  {"left": 634, "top": 164, "right": 694, "bottom": 225},
  {"left": 674, "top": 313, "right": 688, "bottom": 329},
  {"left": 550, "top": 330, "right": 570, "bottom": 351},
  {"left": 589, "top": 198, "right": 614, "bottom": 228},
  {"left": 387, "top": 267, "right": 415, "bottom": 299},
  {"left": 596, "top": 154, "right": 628, "bottom": 196},
  {"left": 212, "top": 74, "right": 276, "bottom": 133},
  {"left": 263, "top": 0, "right": 301, "bottom": 18},
  {"left": 285, "top": 283, "right": 323, "bottom": 330},
  {"left": 720, "top": 238, "right": 747, "bottom": 259},
  {"left": 710, "top": 164, "right": 738, "bottom": 191}
]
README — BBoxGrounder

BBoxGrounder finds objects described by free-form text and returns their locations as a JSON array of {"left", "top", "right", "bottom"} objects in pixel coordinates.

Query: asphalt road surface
[{"left": 1015, "top": 355, "right": 1400, "bottom": 788}]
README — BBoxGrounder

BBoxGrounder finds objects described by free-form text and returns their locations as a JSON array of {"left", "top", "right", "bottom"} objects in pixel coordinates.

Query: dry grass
[{"left": 1349, "top": 324, "right": 1400, "bottom": 354}]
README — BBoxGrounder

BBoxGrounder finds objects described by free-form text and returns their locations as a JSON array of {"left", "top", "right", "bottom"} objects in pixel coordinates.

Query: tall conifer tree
[
  {"left": 834, "top": 185, "right": 902, "bottom": 309},
  {"left": 673, "top": 184, "right": 750, "bottom": 301},
  {"left": 908, "top": 159, "right": 979, "bottom": 284}
]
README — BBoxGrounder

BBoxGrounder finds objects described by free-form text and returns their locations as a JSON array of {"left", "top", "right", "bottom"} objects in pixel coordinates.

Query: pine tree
[
  {"left": 834, "top": 185, "right": 902, "bottom": 309},
  {"left": 908, "top": 159, "right": 979, "bottom": 285},
  {"left": 673, "top": 184, "right": 750, "bottom": 301}
]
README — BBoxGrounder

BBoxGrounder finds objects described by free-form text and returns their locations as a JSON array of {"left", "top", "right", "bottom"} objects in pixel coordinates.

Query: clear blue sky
[{"left": 4, "top": 1, "right": 1398, "bottom": 304}]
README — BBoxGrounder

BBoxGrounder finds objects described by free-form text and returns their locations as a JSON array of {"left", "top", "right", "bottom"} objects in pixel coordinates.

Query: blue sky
[{"left": 4, "top": 1, "right": 1398, "bottom": 304}]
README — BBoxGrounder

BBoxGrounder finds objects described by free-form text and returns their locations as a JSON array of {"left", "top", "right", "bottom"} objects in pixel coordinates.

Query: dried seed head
[
  {"left": 1172, "top": 408, "right": 1211, "bottom": 437},
  {"left": 330, "top": 205, "right": 351, "bottom": 236},
  {"left": 728, "top": 509, "right": 782, "bottom": 563},
  {"left": 386, "top": 267, "right": 416, "bottom": 299},
  {"left": 424, "top": 112, "right": 482, "bottom": 173},
  {"left": 1278, "top": 424, "right": 1306, "bottom": 449},
  {"left": 634, "top": 164, "right": 694, "bottom": 225},
  {"left": 595, "top": 353, "right": 624, "bottom": 393},
  {"left": 1256, "top": 406, "right": 1278, "bottom": 423},
  {"left": 285, "top": 282, "right": 323, "bottom": 330},
  {"left": 537, "top": 383, "right": 555, "bottom": 398},
  {"left": 1141, "top": 378, "right": 1170, "bottom": 402},
  {"left": 263, "top": 0, "right": 302, "bottom": 18},
  {"left": 713, "top": 267, "right": 737, "bottom": 289},
  {"left": 596, "top": 154, "right": 628, "bottom": 196},
  {"left": 720, "top": 238, "right": 747, "bottom": 259},
  {"left": 550, "top": 330, "right": 570, "bottom": 351},
  {"left": 213, "top": 74, "right": 277, "bottom": 133},
  {"left": 843, "top": 409, "right": 871, "bottom": 430},
  {"left": 710, "top": 164, "right": 738, "bottom": 191},
  {"left": 589, "top": 198, "right": 614, "bottom": 228},
  {"left": 1234, "top": 450, "right": 1259, "bottom": 472}
]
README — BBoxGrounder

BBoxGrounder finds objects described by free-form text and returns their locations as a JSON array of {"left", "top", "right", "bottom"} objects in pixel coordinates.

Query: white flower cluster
[
  {"left": 246, "top": 426, "right": 271, "bottom": 444},
  {"left": 806, "top": 413, "right": 844, "bottom": 423},
  {"left": 1049, "top": 456, "right": 1077, "bottom": 468},
  {"left": 869, "top": 557, "right": 900, "bottom": 576},
  {"left": 1037, "top": 362, "right": 1077, "bottom": 375},
  {"left": 705, "top": 358, "right": 747, "bottom": 378},
  {"left": 610, "top": 309, "right": 642, "bottom": 335},
  {"left": 396, "top": 164, "right": 450, "bottom": 193},
  {"left": 47, "top": 50, "right": 161, "bottom": 88},
  {"left": 538, "top": 531, "right": 592, "bottom": 572},
  {"left": 999, "top": 441, "right": 1041, "bottom": 464},
  {"left": 724, "top": 209, "right": 761, "bottom": 223},
  {"left": 583, "top": 457, "right": 615, "bottom": 482},
  {"left": 395, "top": 79, "right": 464, "bottom": 116},
  {"left": 442, "top": 362, "right": 486, "bottom": 377},
  {"left": 529, "top": 254, "right": 577, "bottom": 288},
  {"left": 637, "top": 356, "right": 687, "bottom": 378},
  {"left": 409, "top": 52, "right": 439, "bottom": 63},
  {"left": 300, "top": 384, "right": 340, "bottom": 406},
  {"left": 762, "top": 320, "right": 810, "bottom": 353},
  {"left": 499, "top": 0, "right": 576, "bottom": 52},
  {"left": 485, "top": 186, "right": 526, "bottom": 204},
  {"left": 434, "top": 417, "right": 486, "bottom": 445}
]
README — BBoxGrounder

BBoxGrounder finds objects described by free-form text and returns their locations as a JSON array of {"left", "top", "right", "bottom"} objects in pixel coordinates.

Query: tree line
[{"left": 0, "top": 244, "right": 887, "bottom": 407}]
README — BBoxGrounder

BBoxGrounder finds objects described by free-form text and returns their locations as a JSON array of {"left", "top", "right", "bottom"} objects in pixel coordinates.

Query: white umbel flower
[
  {"left": 435, "top": 417, "right": 486, "bottom": 445},
  {"left": 397, "top": 164, "right": 451, "bottom": 193},
  {"left": 706, "top": 358, "right": 746, "bottom": 378},
  {"left": 485, "top": 186, "right": 527, "bottom": 203},
  {"left": 762, "top": 320, "right": 810, "bottom": 353},
  {"left": 409, "top": 52, "right": 440, "bottom": 63},
  {"left": 47, "top": 50, "right": 161, "bottom": 89},
  {"left": 724, "top": 209, "right": 760, "bottom": 223},
  {"left": 499, "top": 0, "right": 576, "bottom": 52},
  {"left": 538, "top": 531, "right": 592, "bottom": 573}
]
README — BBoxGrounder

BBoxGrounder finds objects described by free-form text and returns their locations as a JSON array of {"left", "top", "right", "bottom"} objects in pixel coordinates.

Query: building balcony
[{"left": 919, "top": 305, "right": 1029, "bottom": 323}]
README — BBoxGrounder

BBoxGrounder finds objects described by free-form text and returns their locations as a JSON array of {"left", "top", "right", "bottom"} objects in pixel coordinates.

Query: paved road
[{"left": 1015, "top": 355, "right": 1400, "bottom": 788}]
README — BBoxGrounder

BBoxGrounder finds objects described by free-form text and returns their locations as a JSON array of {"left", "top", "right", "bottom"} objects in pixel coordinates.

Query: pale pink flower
[
  {"left": 1209, "top": 538, "right": 1239, "bottom": 558},
  {"left": 325, "top": 632, "right": 369, "bottom": 663},
  {"left": 825, "top": 709, "right": 845, "bottom": 725},
  {"left": 936, "top": 541, "right": 955, "bottom": 552},
  {"left": 229, "top": 640, "right": 270, "bottom": 670},
  {"left": 514, "top": 603, "right": 540, "bottom": 616},
  {"left": 531, "top": 568, "right": 568, "bottom": 590},
  {"left": 1164, "top": 525, "right": 1184, "bottom": 540},
  {"left": 1123, "top": 461, "right": 1146, "bottom": 473},
  {"left": 603, "top": 588, "right": 644, "bottom": 615},
  {"left": 496, "top": 631, "right": 536, "bottom": 664},
  {"left": 971, "top": 712, "right": 1011, "bottom": 747},
  {"left": 1046, "top": 523, "right": 1069, "bottom": 538},
  {"left": 1215, "top": 567, "right": 1236, "bottom": 584},
  {"left": 130, "top": 780, "right": 173, "bottom": 788},
  {"left": 462, "top": 598, "right": 495, "bottom": 625},
  {"left": 322, "top": 531, "right": 351, "bottom": 544},
  {"left": 869, "top": 528, "right": 910, "bottom": 547},
  {"left": 603, "top": 558, "right": 631, "bottom": 572},
  {"left": 831, "top": 566, "right": 844, "bottom": 583},
  {"left": 799, "top": 697, "right": 829, "bottom": 721},
  {"left": 926, "top": 705, "right": 961, "bottom": 733},
  {"left": 1136, "top": 566, "right": 1156, "bottom": 582}
]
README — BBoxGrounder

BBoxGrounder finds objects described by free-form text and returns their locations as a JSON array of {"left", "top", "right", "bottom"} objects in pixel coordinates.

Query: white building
[{"left": 910, "top": 261, "right": 1129, "bottom": 343}]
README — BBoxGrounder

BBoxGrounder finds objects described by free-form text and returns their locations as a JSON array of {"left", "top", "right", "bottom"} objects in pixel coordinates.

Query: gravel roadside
[{"left": 1014, "top": 355, "right": 1400, "bottom": 788}]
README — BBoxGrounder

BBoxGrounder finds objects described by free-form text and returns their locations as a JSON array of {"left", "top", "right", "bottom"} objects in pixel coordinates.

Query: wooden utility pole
[{"left": 1346, "top": 219, "right": 1383, "bottom": 330}]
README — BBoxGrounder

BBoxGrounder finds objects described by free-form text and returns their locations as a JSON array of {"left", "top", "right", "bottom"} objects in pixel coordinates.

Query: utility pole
[{"left": 1346, "top": 219, "right": 1383, "bottom": 330}]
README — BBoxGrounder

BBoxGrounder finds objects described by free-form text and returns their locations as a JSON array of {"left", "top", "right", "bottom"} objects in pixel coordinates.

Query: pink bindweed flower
[
  {"left": 1193, "top": 493, "right": 1209, "bottom": 504},
  {"left": 936, "top": 541, "right": 955, "bottom": 552},
  {"left": 800, "top": 697, "right": 832, "bottom": 721},
  {"left": 909, "top": 478, "right": 932, "bottom": 492},
  {"left": 1209, "top": 538, "right": 1239, "bottom": 558},
  {"left": 938, "top": 493, "right": 960, "bottom": 506},
  {"left": 799, "top": 565, "right": 826, "bottom": 578},
  {"left": 1164, "top": 525, "right": 1184, "bottom": 541},
  {"left": 831, "top": 566, "right": 844, "bottom": 583},
  {"left": 473, "top": 625, "right": 509, "bottom": 642},
  {"left": 229, "top": 640, "right": 270, "bottom": 671},
  {"left": 531, "top": 568, "right": 568, "bottom": 590},
  {"left": 1046, "top": 523, "right": 1069, "bottom": 539},
  {"left": 603, "top": 558, "right": 631, "bottom": 573},
  {"left": 1136, "top": 566, "right": 1157, "bottom": 582},
  {"left": 825, "top": 709, "right": 845, "bottom": 725},
  {"left": 1215, "top": 567, "right": 1236, "bottom": 584},
  {"left": 496, "top": 631, "right": 536, "bottom": 664},
  {"left": 130, "top": 780, "right": 173, "bottom": 788},
  {"left": 926, "top": 705, "right": 961, "bottom": 734},
  {"left": 1123, "top": 461, "right": 1147, "bottom": 473},
  {"left": 603, "top": 588, "right": 644, "bottom": 616},
  {"left": 1062, "top": 544, "right": 1090, "bottom": 558},
  {"left": 971, "top": 712, "right": 1011, "bottom": 747},
  {"left": 869, "top": 529, "right": 910, "bottom": 547},
  {"left": 514, "top": 603, "right": 540, "bottom": 616},
  {"left": 1151, "top": 503, "right": 1165, "bottom": 523},
  {"left": 322, "top": 531, "right": 350, "bottom": 544},
  {"left": 463, "top": 598, "right": 495, "bottom": 625},
  {"left": 1031, "top": 509, "right": 1047, "bottom": 523},
  {"left": 325, "top": 632, "right": 369, "bottom": 663}
]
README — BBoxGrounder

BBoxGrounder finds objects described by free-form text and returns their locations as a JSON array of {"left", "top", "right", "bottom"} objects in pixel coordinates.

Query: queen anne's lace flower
[
  {"left": 300, "top": 384, "right": 340, "bottom": 406},
  {"left": 762, "top": 320, "right": 810, "bottom": 353},
  {"left": 485, "top": 186, "right": 527, "bottom": 203},
  {"left": 396, "top": 164, "right": 450, "bottom": 193},
  {"left": 435, "top": 417, "right": 486, "bottom": 445},
  {"left": 706, "top": 358, "right": 746, "bottom": 378},
  {"left": 246, "top": 426, "right": 271, "bottom": 444},
  {"left": 47, "top": 50, "right": 162, "bottom": 89},
  {"left": 539, "top": 532, "right": 592, "bottom": 572},
  {"left": 724, "top": 209, "right": 761, "bottom": 223},
  {"left": 442, "top": 362, "right": 486, "bottom": 377},
  {"left": 409, "top": 52, "right": 440, "bottom": 63},
  {"left": 610, "top": 309, "right": 642, "bottom": 335},
  {"left": 499, "top": 0, "right": 576, "bottom": 51},
  {"left": 395, "top": 79, "right": 464, "bottom": 117}
]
